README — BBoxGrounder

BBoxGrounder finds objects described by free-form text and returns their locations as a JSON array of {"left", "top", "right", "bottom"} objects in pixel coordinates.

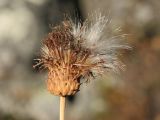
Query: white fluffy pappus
[{"left": 70, "top": 13, "right": 131, "bottom": 75}]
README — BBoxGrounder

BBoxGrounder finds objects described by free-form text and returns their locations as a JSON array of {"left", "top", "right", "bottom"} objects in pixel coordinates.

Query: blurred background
[{"left": 0, "top": 0, "right": 160, "bottom": 120}]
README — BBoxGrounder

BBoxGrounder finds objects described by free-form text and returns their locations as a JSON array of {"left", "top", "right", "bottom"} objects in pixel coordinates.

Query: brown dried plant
[{"left": 34, "top": 13, "right": 130, "bottom": 120}]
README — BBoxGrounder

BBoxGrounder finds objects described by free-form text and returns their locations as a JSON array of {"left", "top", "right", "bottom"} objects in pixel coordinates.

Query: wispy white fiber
[{"left": 70, "top": 12, "right": 131, "bottom": 75}]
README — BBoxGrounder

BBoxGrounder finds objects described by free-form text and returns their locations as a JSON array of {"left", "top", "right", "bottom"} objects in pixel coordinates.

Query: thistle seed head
[{"left": 34, "top": 13, "right": 130, "bottom": 97}]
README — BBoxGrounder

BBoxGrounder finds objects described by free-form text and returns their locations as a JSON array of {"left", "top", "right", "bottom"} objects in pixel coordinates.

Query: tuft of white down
[
  {"left": 71, "top": 13, "right": 131, "bottom": 74},
  {"left": 41, "top": 45, "right": 50, "bottom": 59}
]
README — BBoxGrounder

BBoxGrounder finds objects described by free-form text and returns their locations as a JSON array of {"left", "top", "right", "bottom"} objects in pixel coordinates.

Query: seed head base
[{"left": 47, "top": 68, "right": 80, "bottom": 96}]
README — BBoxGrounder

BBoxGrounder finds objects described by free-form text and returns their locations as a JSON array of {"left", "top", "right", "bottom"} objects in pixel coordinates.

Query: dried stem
[{"left": 60, "top": 96, "right": 66, "bottom": 120}]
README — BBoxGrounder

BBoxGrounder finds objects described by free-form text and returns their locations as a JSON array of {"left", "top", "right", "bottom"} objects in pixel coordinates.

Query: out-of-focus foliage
[{"left": 0, "top": 0, "right": 160, "bottom": 120}]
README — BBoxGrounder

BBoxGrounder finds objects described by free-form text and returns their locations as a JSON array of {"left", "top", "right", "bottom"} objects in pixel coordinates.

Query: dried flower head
[{"left": 34, "top": 13, "right": 130, "bottom": 97}]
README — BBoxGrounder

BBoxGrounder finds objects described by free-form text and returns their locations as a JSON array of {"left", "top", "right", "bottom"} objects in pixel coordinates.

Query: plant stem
[{"left": 60, "top": 96, "right": 66, "bottom": 120}]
